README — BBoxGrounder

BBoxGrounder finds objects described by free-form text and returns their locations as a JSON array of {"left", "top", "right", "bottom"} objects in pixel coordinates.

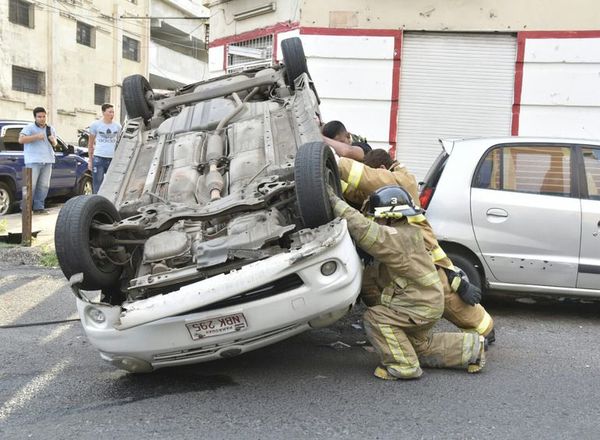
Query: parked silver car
[
  {"left": 54, "top": 38, "right": 362, "bottom": 372},
  {"left": 420, "top": 137, "right": 600, "bottom": 299}
]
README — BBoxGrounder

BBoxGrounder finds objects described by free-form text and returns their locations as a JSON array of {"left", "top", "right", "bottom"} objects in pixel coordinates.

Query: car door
[
  {"left": 470, "top": 143, "right": 580, "bottom": 287},
  {"left": 0, "top": 125, "right": 25, "bottom": 196},
  {"left": 49, "top": 137, "right": 78, "bottom": 196},
  {"left": 577, "top": 146, "right": 600, "bottom": 289}
]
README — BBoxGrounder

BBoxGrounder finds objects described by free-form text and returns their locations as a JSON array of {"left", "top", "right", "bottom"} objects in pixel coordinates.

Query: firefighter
[
  {"left": 329, "top": 185, "right": 486, "bottom": 379},
  {"left": 338, "top": 149, "right": 496, "bottom": 344}
]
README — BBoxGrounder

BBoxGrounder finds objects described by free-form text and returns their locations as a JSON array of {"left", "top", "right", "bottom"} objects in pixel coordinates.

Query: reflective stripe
[
  {"left": 380, "top": 287, "right": 393, "bottom": 307},
  {"left": 333, "top": 199, "right": 350, "bottom": 217},
  {"left": 378, "top": 324, "right": 419, "bottom": 374},
  {"left": 450, "top": 275, "right": 462, "bottom": 291},
  {"left": 431, "top": 246, "right": 447, "bottom": 262},
  {"left": 393, "top": 276, "right": 408, "bottom": 289},
  {"left": 347, "top": 161, "right": 364, "bottom": 189},
  {"left": 415, "top": 270, "right": 440, "bottom": 287},
  {"left": 475, "top": 311, "right": 493, "bottom": 335},
  {"left": 340, "top": 180, "right": 348, "bottom": 194},
  {"left": 359, "top": 222, "right": 379, "bottom": 249},
  {"left": 407, "top": 214, "right": 427, "bottom": 224},
  {"left": 461, "top": 332, "right": 477, "bottom": 366}
]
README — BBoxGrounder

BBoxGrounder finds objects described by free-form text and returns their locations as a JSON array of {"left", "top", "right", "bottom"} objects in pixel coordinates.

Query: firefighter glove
[{"left": 456, "top": 280, "right": 482, "bottom": 306}]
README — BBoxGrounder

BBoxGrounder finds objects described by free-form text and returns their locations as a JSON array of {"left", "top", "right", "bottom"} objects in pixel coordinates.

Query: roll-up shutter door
[{"left": 396, "top": 32, "right": 516, "bottom": 180}]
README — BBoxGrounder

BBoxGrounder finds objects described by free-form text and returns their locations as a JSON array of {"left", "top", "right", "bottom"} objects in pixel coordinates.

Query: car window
[
  {"left": 0, "top": 127, "right": 24, "bottom": 152},
  {"left": 582, "top": 147, "right": 600, "bottom": 200},
  {"left": 474, "top": 145, "right": 571, "bottom": 197}
]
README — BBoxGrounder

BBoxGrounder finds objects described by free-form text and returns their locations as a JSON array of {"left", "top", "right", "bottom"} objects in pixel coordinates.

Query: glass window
[
  {"left": 94, "top": 84, "right": 110, "bottom": 106},
  {"left": 77, "top": 21, "right": 95, "bottom": 48},
  {"left": 12, "top": 65, "right": 45, "bottom": 95},
  {"left": 0, "top": 127, "right": 24, "bottom": 152},
  {"left": 474, "top": 145, "right": 571, "bottom": 197},
  {"left": 123, "top": 36, "right": 140, "bottom": 62},
  {"left": 9, "top": 0, "right": 33, "bottom": 28},
  {"left": 582, "top": 147, "right": 600, "bottom": 200}
]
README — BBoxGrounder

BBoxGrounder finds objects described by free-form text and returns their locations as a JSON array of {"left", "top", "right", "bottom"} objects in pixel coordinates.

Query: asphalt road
[{"left": 1, "top": 266, "right": 599, "bottom": 439}]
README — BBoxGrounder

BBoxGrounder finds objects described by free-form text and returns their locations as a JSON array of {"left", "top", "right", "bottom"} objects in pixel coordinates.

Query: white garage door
[{"left": 396, "top": 32, "right": 516, "bottom": 180}]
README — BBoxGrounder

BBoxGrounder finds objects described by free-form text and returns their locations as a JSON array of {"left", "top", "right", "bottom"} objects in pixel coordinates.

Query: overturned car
[{"left": 55, "top": 38, "right": 362, "bottom": 372}]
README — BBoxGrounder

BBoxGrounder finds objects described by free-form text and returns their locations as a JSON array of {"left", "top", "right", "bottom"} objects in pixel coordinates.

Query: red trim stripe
[
  {"left": 208, "top": 21, "right": 300, "bottom": 48},
  {"left": 300, "top": 27, "right": 404, "bottom": 37},
  {"left": 388, "top": 31, "right": 402, "bottom": 159},
  {"left": 512, "top": 32, "right": 526, "bottom": 136},
  {"left": 518, "top": 30, "right": 600, "bottom": 39}
]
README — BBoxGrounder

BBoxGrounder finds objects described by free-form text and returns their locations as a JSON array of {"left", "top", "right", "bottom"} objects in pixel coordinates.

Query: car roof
[{"left": 440, "top": 136, "right": 600, "bottom": 155}]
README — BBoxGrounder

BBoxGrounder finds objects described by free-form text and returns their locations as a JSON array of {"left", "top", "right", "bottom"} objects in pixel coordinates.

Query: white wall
[
  {"left": 518, "top": 37, "right": 600, "bottom": 139},
  {"left": 150, "top": 41, "right": 208, "bottom": 86}
]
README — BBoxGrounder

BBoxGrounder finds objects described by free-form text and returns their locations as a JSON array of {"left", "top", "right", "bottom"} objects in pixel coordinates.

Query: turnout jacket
[
  {"left": 330, "top": 193, "right": 444, "bottom": 321},
  {"left": 337, "top": 158, "right": 453, "bottom": 271}
]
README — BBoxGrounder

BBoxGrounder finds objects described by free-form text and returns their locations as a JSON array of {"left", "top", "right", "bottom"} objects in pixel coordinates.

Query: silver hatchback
[{"left": 420, "top": 137, "right": 600, "bottom": 298}]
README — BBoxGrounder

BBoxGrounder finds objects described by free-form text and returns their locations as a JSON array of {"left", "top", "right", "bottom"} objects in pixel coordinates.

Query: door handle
[
  {"left": 486, "top": 208, "right": 508, "bottom": 217},
  {"left": 594, "top": 221, "right": 600, "bottom": 237}
]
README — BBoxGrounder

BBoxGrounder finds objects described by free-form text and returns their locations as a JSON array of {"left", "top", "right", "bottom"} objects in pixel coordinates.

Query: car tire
[
  {"left": 76, "top": 174, "right": 93, "bottom": 196},
  {"left": 55, "top": 195, "right": 122, "bottom": 290},
  {"left": 294, "top": 141, "right": 342, "bottom": 228},
  {"left": 0, "top": 182, "right": 14, "bottom": 216},
  {"left": 447, "top": 252, "right": 484, "bottom": 291},
  {"left": 281, "top": 37, "right": 309, "bottom": 89},
  {"left": 123, "top": 74, "right": 154, "bottom": 121}
]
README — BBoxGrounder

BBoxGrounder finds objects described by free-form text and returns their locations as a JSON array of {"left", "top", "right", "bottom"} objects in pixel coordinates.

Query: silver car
[{"left": 420, "top": 137, "right": 600, "bottom": 298}]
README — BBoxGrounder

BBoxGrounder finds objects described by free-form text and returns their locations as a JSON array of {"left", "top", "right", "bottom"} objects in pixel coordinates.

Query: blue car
[{"left": 0, "top": 119, "right": 92, "bottom": 215}]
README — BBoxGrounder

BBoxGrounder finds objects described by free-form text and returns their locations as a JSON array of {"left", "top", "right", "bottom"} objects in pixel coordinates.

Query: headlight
[
  {"left": 87, "top": 307, "right": 106, "bottom": 324},
  {"left": 320, "top": 260, "right": 338, "bottom": 276}
]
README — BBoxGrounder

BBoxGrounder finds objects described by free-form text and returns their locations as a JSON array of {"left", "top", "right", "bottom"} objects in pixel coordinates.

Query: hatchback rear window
[{"left": 474, "top": 145, "right": 571, "bottom": 197}]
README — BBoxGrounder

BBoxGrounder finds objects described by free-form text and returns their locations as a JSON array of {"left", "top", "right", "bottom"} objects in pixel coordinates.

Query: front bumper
[{"left": 75, "top": 219, "right": 362, "bottom": 371}]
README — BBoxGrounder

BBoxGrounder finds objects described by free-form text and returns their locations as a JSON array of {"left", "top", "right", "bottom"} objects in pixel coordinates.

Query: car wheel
[
  {"left": 123, "top": 74, "right": 154, "bottom": 121},
  {"left": 294, "top": 141, "right": 342, "bottom": 228},
  {"left": 0, "top": 182, "right": 14, "bottom": 216},
  {"left": 55, "top": 195, "right": 123, "bottom": 290},
  {"left": 281, "top": 37, "right": 310, "bottom": 89},
  {"left": 77, "top": 174, "right": 93, "bottom": 196},
  {"left": 447, "top": 252, "right": 484, "bottom": 291}
]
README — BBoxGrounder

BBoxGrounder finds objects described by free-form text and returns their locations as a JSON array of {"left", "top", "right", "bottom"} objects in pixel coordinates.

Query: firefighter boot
[
  {"left": 468, "top": 335, "right": 486, "bottom": 374},
  {"left": 374, "top": 365, "right": 423, "bottom": 381}
]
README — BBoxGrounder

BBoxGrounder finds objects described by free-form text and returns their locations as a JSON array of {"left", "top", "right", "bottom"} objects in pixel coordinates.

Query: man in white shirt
[{"left": 88, "top": 103, "right": 121, "bottom": 193}]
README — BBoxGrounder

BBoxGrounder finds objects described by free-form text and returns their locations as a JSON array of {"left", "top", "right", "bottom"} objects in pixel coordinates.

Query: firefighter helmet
[{"left": 366, "top": 185, "right": 423, "bottom": 219}]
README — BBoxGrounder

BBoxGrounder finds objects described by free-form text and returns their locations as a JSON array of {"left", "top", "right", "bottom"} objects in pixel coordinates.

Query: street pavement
[{"left": 1, "top": 264, "right": 599, "bottom": 439}]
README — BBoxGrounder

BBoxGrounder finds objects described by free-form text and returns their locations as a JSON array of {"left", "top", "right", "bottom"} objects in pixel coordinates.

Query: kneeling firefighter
[{"left": 329, "top": 185, "right": 486, "bottom": 379}]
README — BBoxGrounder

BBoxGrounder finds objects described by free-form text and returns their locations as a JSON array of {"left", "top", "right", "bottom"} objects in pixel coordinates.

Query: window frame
[
  {"left": 94, "top": 84, "right": 110, "bottom": 106},
  {"left": 12, "top": 65, "right": 45, "bottom": 95},
  {"left": 76, "top": 21, "right": 95, "bottom": 48},
  {"left": 9, "top": 0, "right": 34, "bottom": 29},
  {"left": 122, "top": 35, "right": 140, "bottom": 62},
  {"left": 576, "top": 145, "right": 600, "bottom": 201},
  {"left": 471, "top": 142, "right": 580, "bottom": 199}
]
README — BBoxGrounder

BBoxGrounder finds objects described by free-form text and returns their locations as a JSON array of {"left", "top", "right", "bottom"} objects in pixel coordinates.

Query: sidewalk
[{"left": 0, "top": 206, "right": 60, "bottom": 250}]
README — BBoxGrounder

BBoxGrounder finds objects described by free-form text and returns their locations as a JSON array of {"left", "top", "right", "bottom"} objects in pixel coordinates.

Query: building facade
[
  {"left": 203, "top": 0, "right": 600, "bottom": 179},
  {"left": 0, "top": 0, "right": 208, "bottom": 144}
]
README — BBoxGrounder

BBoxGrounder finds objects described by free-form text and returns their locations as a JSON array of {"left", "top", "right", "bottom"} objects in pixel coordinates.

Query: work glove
[{"left": 456, "top": 280, "right": 482, "bottom": 306}]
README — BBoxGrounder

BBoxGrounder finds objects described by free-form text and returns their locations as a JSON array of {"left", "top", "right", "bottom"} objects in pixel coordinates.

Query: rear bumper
[{"left": 76, "top": 219, "right": 362, "bottom": 371}]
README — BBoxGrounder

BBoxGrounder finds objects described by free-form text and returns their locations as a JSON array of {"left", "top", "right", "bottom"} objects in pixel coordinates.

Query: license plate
[{"left": 186, "top": 313, "right": 248, "bottom": 340}]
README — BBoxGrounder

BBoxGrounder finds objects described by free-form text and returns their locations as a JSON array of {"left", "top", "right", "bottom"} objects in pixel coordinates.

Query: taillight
[{"left": 419, "top": 187, "right": 434, "bottom": 210}]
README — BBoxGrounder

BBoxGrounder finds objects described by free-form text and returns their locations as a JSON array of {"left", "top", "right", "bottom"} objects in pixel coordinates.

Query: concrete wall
[
  {"left": 0, "top": 0, "right": 149, "bottom": 144},
  {"left": 516, "top": 34, "right": 600, "bottom": 139},
  {"left": 299, "top": 0, "right": 600, "bottom": 31}
]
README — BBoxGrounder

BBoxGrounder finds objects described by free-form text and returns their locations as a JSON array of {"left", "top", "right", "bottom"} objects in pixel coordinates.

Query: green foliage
[
  {"left": 0, "top": 219, "right": 6, "bottom": 233},
  {"left": 39, "top": 245, "right": 59, "bottom": 267}
]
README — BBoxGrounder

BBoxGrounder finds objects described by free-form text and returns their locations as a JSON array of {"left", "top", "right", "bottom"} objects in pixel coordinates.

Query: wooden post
[{"left": 21, "top": 168, "right": 32, "bottom": 247}]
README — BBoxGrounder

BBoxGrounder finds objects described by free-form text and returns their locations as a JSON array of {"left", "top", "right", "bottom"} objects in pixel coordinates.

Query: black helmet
[{"left": 366, "top": 185, "right": 423, "bottom": 219}]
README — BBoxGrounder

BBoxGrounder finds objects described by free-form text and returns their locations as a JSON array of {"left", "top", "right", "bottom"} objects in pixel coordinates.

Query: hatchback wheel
[
  {"left": 123, "top": 74, "right": 154, "bottom": 121},
  {"left": 55, "top": 195, "right": 123, "bottom": 290},
  {"left": 447, "top": 251, "right": 484, "bottom": 292}
]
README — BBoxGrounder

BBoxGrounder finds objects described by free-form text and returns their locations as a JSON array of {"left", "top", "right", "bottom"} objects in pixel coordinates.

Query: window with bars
[
  {"left": 12, "top": 66, "right": 45, "bottom": 95},
  {"left": 9, "top": 0, "right": 34, "bottom": 28},
  {"left": 227, "top": 35, "right": 274, "bottom": 73},
  {"left": 123, "top": 36, "right": 140, "bottom": 62},
  {"left": 94, "top": 84, "right": 110, "bottom": 106},
  {"left": 474, "top": 145, "right": 572, "bottom": 197},
  {"left": 77, "top": 21, "right": 95, "bottom": 48}
]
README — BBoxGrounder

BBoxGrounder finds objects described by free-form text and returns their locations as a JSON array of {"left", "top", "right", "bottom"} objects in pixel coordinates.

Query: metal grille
[
  {"left": 12, "top": 65, "right": 45, "bottom": 95},
  {"left": 123, "top": 36, "right": 140, "bottom": 62},
  {"left": 227, "top": 35, "right": 274, "bottom": 73},
  {"left": 94, "top": 84, "right": 110, "bottom": 106},
  {"left": 9, "top": 0, "right": 32, "bottom": 28}
]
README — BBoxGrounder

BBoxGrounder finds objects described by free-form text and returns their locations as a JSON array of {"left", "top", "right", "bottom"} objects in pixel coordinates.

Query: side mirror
[{"left": 66, "top": 144, "right": 75, "bottom": 155}]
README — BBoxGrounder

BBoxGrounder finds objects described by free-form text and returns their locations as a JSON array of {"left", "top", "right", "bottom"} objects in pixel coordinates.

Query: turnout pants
[
  {"left": 363, "top": 304, "right": 480, "bottom": 378},
  {"left": 438, "top": 268, "right": 494, "bottom": 337}
]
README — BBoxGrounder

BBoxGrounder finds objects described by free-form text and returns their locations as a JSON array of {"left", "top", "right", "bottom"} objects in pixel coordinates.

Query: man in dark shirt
[{"left": 322, "top": 120, "right": 372, "bottom": 161}]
